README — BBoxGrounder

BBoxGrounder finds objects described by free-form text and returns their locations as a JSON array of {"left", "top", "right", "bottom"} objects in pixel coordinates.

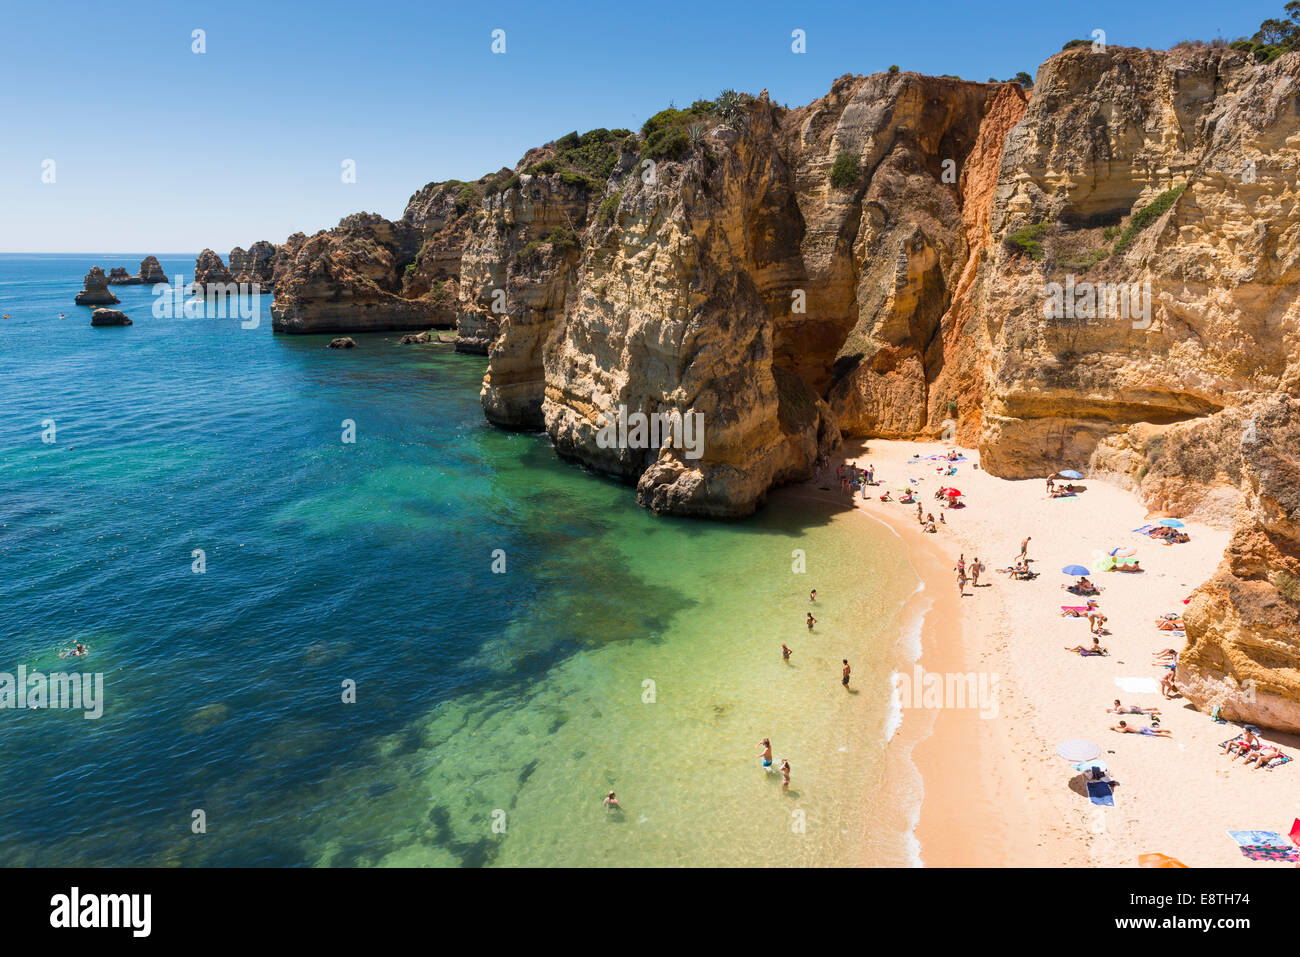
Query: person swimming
[
  {"left": 603, "top": 790, "right": 622, "bottom": 810},
  {"left": 757, "top": 738, "right": 773, "bottom": 768}
]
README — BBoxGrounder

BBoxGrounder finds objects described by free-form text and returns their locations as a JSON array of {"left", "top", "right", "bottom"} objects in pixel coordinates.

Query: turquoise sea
[{"left": 0, "top": 254, "right": 921, "bottom": 867}]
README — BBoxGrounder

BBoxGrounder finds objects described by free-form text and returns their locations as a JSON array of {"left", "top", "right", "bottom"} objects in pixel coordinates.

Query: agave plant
[{"left": 715, "top": 89, "right": 745, "bottom": 126}]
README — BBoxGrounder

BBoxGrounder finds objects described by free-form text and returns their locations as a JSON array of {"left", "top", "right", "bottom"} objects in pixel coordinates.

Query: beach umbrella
[
  {"left": 945, "top": 488, "right": 962, "bottom": 496},
  {"left": 1158, "top": 518, "right": 1185, "bottom": 528},
  {"left": 1059, "top": 469, "right": 1083, "bottom": 480},
  {"left": 1056, "top": 739, "right": 1101, "bottom": 762},
  {"left": 1062, "top": 565, "right": 1091, "bottom": 576},
  {"left": 1138, "top": 853, "right": 1188, "bottom": 868}
]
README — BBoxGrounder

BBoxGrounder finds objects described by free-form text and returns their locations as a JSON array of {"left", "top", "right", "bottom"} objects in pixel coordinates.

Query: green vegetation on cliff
[
  {"left": 1113, "top": 184, "right": 1185, "bottom": 254},
  {"left": 829, "top": 152, "right": 859, "bottom": 189}
]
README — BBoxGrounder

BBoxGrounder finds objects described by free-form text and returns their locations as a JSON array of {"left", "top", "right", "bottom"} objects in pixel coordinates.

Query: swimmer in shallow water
[
  {"left": 757, "top": 738, "right": 773, "bottom": 768},
  {"left": 781, "top": 644, "right": 792, "bottom": 661},
  {"left": 806, "top": 612, "right": 817, "bottom": 631},
  {"left": 603, "top": 791, "right": 621, "bottom": 810}
]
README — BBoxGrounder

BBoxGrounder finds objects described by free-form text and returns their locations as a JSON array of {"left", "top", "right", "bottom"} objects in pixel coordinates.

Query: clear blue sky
[{"left": 0, "top": 0, "right": 1279, "bottom": 252}]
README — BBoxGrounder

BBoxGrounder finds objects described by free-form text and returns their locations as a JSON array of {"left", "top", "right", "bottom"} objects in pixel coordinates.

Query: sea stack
[
  {"left": 191, "top": 249, "right": 235, "bottom": 296},
  {"left": 229, "top": 241, "right": 277, "bottom": 289},
  {"left": 106, "top": 256, "right": 168, "bottom": 285},
  {"left": 90, "top": 308, "right": 132, "bottom": 326},
  {"left": 138, "top": 256, "right": 168, "bottom": 284},
  {"left": 74, "top": 267, "right": 120, "bottom": 306}
]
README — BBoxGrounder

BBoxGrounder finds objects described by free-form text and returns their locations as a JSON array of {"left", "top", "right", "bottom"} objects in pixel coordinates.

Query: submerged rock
[
  {"left": 327, "top": 337, "right": 357, "bottom": 349},
  {"left": 398, "top": 332, "right": 431, "bottom": 344}
]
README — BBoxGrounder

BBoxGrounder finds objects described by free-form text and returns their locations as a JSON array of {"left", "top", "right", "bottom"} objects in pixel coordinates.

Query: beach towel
[
  {"left": 1228, "top": 830, "right": 1300, "bottom": 861},
  {"left": 1290, "top": 818, "right": 1300, "bottom": 847},
  {"left": 1132, "top": 525, "right": 1154, "bottom": 535},
  {"left": 1114, "top": 677, "right": 1161, "bottom": 694},
  {"left": 1086, "top": 781, "right": 1114, "bottom": 806}
]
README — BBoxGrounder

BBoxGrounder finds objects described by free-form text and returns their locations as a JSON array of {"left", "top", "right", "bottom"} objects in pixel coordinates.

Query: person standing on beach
[
  {"left": 841, "top": 659, "right": 851, "bottom": 687},
  {"left": 1020, "top": 536, "right": 1031, "bottom": 559},
  {"left": 806, "top": 612, "right": 817, "bottom": 631},
  {"left": 782, "top": 643, "right": 792, "bottom": 661},
  {"left": 971, "top": 557, "right": 981, "bottom": 587}
]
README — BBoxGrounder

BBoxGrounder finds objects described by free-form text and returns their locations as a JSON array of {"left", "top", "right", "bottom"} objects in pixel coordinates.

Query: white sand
[{"left": 842, "top": 439, "right": 1300, "bottom": 868}]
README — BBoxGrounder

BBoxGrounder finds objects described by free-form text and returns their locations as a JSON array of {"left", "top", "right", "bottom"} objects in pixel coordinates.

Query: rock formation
[
  {"left": 105, "top": 256, "right": 168, "bottom": 285},
  {"left": 265, "top": 47, "right": 1300, "bottom": 728},
  {"left": 74, "top": 267, "right": 120, "bottom": 306},
  {"left": 327, "top": 337, "right": 356, "bottom": 349},
  {"left": 90, "top": 308, "right": 131, "bottom": 326},
  {"left": 229, "top": 241, "right": 277, "bottom": 288},
  {"left": 191, "top": 249, "right": 235, "bottom": 297},
  {"left": 398, "top": 332, "right": 431, "bottom": 344}
]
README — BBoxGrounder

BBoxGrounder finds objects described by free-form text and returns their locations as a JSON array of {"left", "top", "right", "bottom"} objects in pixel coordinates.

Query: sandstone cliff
[
  {"left": 191, "top": 249, "right": 235, "bottom": 296},
  {"left": 105, "top": 256, "right": 168, "bottom": 285},
  {"left": 229, "top": 241, "right": 277, "bottom": 288},
  {"left": 263, "top": 47, "right": 1300, "bottom": 727}
]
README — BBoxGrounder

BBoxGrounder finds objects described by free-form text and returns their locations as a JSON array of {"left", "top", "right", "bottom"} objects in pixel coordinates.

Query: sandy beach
[{"left": 811, "top": 439, "right": 1298, "bottom": 868}]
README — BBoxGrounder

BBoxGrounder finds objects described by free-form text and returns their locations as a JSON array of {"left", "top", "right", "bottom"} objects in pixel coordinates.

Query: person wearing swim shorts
[
  {"left": 757, "top": 738, "right": 773, "bottom": 768},
  {"left": 842, "top": 659, "right": 851, "bottom": 687},
  {"left": 806, "top": 613, "right": 817, "bottom": 631}
]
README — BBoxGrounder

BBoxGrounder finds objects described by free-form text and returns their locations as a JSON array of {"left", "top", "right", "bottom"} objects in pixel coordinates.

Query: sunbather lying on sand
[
  {"left": 1065, "top": 637, "right": 1108, "bottom": 656},
  {"left": 1111, "top": 721, "right": 1172, "bottom": 737},
  {"left": 1151, "top": 649, "right": 1178, "bottom": 662},
  {"left": 1109, "top": 700, "right": 1161, "bottom": 715},
  {"left": 1155, "top": 619, "right": 1185, "bottom": 631},
  {"left": 1115, "top": 560, "right": 1143, "bottom": 573},
  {"left": 1060, "top": 599, "right": 1099, "bottom": 617},
  {"left": 1243, "top": 746, "right": 1285, "bottom": 769}
]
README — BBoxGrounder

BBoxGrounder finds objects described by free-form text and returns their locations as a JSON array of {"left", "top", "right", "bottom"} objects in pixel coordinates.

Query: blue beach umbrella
[
  {"left": 1059, "top": 469, "right": 1083, "bottom": 480},
  {"left": 1158, "top": 518, "right": 1185, "bottom": 528},
  {"left": 1062, "top": 564, "right": 1091, "bottom": 576}
]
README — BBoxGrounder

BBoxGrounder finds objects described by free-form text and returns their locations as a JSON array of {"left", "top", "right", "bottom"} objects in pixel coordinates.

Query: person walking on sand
[
  {"left": 971, "top": 557, "right": 981, "bottom": 588},
  {"left": 956, "top": 567, "right": 967, "bottom": 597},
  {"left": 1019, "top": 536, "right": 1031, "bottom": 559},
  {"left": 806, "top": 612, "right": 817, "bottom": 631},
  {"left": 757, "top": 738, "right": 773, "bottom": 768},
  {"left": 781, "top": 643, "right": 792, "bottom": 661},
  {"left": 841, "top": 659, "right": 851, "bottom": 688}
]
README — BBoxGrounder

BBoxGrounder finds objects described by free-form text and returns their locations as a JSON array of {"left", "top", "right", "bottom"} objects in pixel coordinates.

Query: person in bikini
[
  {"left": 1243, "top": 745, "right": 1284, "bottom": 769},
  {"left": 1108, "top": 700, "right": 1160, "bottom": 715},
  {"left": 1065, "top": 636, "right": 1107, "bottom": 655},
  {"left": 781, "top": 643, "right": 792, "bottom": 661},
  {"left": 779, "top": 759, "right": 791, "bottom": 791},
  {"left": 1111, "top": 721, "right": 1172, "bottom": 737}
]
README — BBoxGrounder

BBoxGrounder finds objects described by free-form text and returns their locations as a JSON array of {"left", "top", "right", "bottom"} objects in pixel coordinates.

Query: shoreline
[{"left": 816, "top": 438, "right": 1297, "bottom": 868}]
